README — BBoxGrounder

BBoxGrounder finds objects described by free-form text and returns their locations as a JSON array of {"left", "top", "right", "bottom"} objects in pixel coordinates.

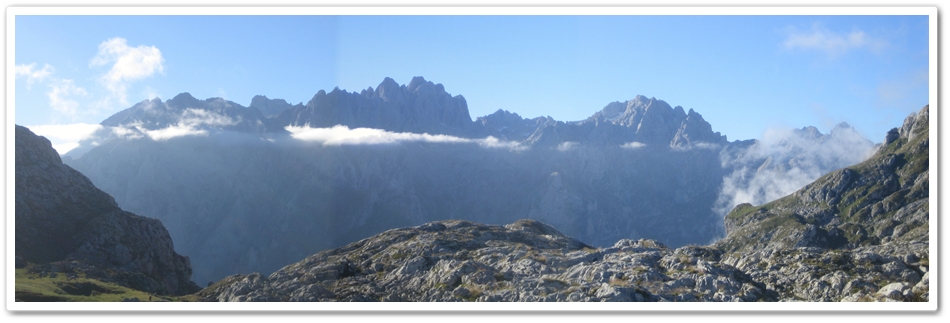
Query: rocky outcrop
[
  {"left": 719, "top": 242, "right": 928, "bottom": 302},
  {"left": 202, "top": 219, "right": 775, "bottom": 302},
  {"left": 203, "top": 219, "right": 926, "bottom": 302},
  {"left": 15, "top": 125, "right": 200, "bottom": 295}
]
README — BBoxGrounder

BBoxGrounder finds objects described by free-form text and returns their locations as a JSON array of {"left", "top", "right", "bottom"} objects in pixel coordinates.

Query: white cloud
[
  {"left": 556, "top": 141, "right": 578, "bottom": 152},
  {"left": 15, "top": 63, "right": 54, "bottom": 88},
  {"left": 142, "top": 125, "right": 208, "bottom": 141},
  {"left": 111, "top": 125, "right": 145, "bottom": 140},
  {"left": 26, "top": 123, "right": 103, "bottom": 155},
  {"left": 286, "top": 125, "right": 525, "bottom": 150},
  {"left": 180, "top": 108, "right": 237, "bottom": 128},
  {"left": 783, "top": 24, "right": 887, "bottom": 57},
  {"left": 620, "top": 141, "right": 646, "bottom": 149},
  {"left": 46, "top": 79, "right": 89, "bottom": 118},
  {"left": 477, "top": 136, "right": 525, "bottom": 150},
  {"left": 129, "top": 109, "right": 235, "bottom": 141},
  {"left": 90, "top": 37, "right": 164, "bottom": 106}
]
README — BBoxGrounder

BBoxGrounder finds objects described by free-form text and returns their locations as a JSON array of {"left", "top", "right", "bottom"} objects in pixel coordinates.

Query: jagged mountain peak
[
  {"left": 249, "top": 95, "right": 294, "bottom": 118},
  {"left": 284, "top": 76, "right": 474, "bottom": 136},
  {"left": 572, "top": 95, "right": 724, "bottom": 148},
  {"left": 407, "top": 75, "right": 439, "bottom": 92},
  {"left": 170, "top": 92, "right": 199, "bottom": 104}
]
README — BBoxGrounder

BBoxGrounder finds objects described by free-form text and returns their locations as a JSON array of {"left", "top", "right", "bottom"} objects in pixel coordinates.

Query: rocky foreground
[
  {"left": 202, "top": 106, "right": 929, "bottom": 302},
  {"left": 202, "top": 219, "right": 927, "bottom": 302}
]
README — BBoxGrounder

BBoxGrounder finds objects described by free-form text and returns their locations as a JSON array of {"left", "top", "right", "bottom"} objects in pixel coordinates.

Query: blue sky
[{"left": 13, "top": 13, "right": 930, "bottom": 148}]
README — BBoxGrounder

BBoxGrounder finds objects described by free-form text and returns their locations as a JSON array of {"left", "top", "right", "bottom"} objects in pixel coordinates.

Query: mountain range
[
  {"left": 60, "top": 77, "right": 876, "bottom": 285},
  {"left": 200, "top": 106, "right": 928, "bottom": 302}
]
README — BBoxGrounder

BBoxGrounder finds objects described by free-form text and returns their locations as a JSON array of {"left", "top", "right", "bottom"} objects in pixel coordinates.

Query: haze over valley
[{"left": 58, "top": 77, "right": 877, "bottom": 284}]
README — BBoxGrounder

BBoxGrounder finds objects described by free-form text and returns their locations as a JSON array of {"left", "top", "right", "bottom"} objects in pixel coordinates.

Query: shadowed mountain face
[
  {"left": 63, "top": 77, "right": 876, "bottom": 284},
  {"left": 201, "top": 106, "right": 929, "bottom": 303},
  {"left": 15, "top": 125, "right": 200, "bottom": 296}
]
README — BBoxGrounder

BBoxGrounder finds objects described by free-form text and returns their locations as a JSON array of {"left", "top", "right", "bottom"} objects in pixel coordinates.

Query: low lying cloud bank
[
  {"left": 620, "top": 141, "right": 646, "bottom": 149},
  {"left": 714, "top": 124, "right": 877, "bottom": 217},
  {"left": 141, "top": 124, "right": 208, "bottom": 141},
  {"left": 26, "top": 123, "right": 103, "bottom": 155},
  {"left": 557, "top": 141, "right": 578, "bottom": 152},
  {"left": 108, "top": 108, "right": 239, "bottom": 141},
  {"left": 285, "top": 125, "right": 524, "bottom": 149}
]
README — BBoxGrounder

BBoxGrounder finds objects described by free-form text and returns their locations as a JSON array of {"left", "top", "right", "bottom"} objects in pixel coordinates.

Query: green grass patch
[
  {"left": 726, "top": 203, "right": 759, "bottom": 221},
  {"left": 15, "top": 268, "right": 182, "bottom": 302}
]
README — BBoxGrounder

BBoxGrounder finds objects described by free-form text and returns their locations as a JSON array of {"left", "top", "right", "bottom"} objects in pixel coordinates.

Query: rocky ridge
[
  {"left": 15, "top": 125, "right": 200, "bottom": 295},
  {"left": 275, "top": 76, "right": 478, "bottom": 137},
  {"left": 203, "top": 219, "right": 775, "bottom": 302}
]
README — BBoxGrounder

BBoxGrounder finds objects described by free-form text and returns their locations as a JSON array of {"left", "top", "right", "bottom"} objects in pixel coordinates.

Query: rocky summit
[
  {"left": 15, "top": 125, "right": 200, "bottom": 296},
  {"left": 201, "top": 106, "right": 928, "bottom": 302}
]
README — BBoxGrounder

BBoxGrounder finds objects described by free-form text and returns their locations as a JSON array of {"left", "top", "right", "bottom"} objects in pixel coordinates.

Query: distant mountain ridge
[
  {"left": 63, "top": 77, "right": 877, "bottom": 284},
  {"left": 81, "top": 76, "right": 725, "bottom": 150}
]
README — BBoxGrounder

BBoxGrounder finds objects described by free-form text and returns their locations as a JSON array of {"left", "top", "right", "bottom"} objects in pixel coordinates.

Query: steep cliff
[{"left": 16, "top": 125, "right": 200, "bottom": 296}]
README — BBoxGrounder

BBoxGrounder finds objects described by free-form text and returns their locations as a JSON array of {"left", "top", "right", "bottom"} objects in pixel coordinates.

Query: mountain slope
[
  {"left": 713, "top": 105, "right": 930, "bottom": 301},
  {"left": 716, "top": 105, "right": 928, "bottom": 253},
  {"left": 15, "top": 125, "right": 200, "bottom": 296}
]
